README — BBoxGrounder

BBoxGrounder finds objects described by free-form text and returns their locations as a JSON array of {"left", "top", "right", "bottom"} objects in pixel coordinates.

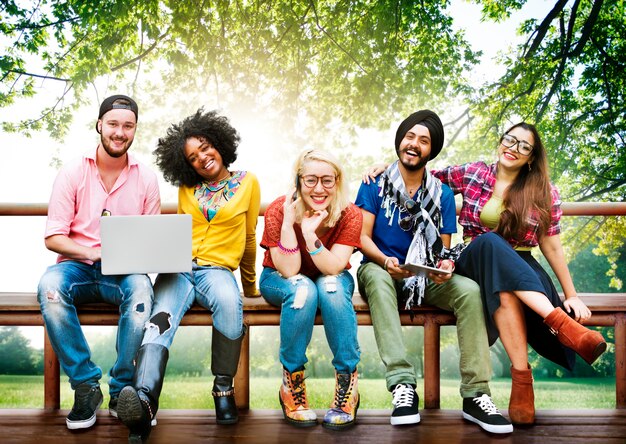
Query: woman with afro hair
[{"left": 117, "top": 109, "right": 260, "bottom": 443}]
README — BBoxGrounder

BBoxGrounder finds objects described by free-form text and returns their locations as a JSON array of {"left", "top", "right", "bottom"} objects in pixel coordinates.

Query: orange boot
[
  {"left": 509, "top": 365, "right": 535, "bottom": 425},
  {"left": 279, "top": 368, "right": 317, "bottom": 427},
  {"left": 322, "top": 369, "right": 360, "bottom": 430},
  {"left": 544, "top": 307, "right": 607, "bottom": 365}
]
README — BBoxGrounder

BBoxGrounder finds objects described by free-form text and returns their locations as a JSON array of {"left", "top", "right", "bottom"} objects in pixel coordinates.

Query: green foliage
[
  {"left": 467, "top": 0, "right": 625, "bottom": 204},
  {"left": 85, "top": 326, "right": 213, "bottom": 378},
  {"left": 1, "top": 0, "right": 478, "bottom": 139},
  {"left": 0, "top": 327, "right": 42, "bottom": 375},
  {"left": 0, "top": 375, "right": 616, "bottom": 409}
]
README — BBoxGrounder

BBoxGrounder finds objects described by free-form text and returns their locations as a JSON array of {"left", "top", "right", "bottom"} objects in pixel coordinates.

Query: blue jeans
[
  {"left": 37, "top": 260, "right": 153, "bottom": 396},
  {"left": 142, "top": 263, "right": 243, "bottom": 347},
  {"left": 260, "top": 268, "right": 360, "bottom": 374}
]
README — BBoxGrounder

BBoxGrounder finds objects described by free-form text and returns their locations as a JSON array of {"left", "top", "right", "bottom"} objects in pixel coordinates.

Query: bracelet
[
  {"left": 383, "top": 257, "right": 392, "bottom": 271},
  {"left": 307, "top": 239, "right": 324, "bottom": 256},
  {"left": 277, "top": 240, "right": 299, "bottom": 255}
]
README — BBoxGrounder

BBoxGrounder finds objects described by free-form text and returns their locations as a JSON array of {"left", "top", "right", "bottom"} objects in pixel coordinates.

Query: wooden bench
[
  {"left": 0, "top": 291, "right": 624, "bottom": 410},
  {"left": 1, "top": 201, "right": 625, "bottom": 412}
]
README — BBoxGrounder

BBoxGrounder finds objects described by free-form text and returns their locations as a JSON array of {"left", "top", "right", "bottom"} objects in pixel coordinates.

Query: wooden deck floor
[{"left": 1, "top": 409, "right": 625, "bottom": 444}]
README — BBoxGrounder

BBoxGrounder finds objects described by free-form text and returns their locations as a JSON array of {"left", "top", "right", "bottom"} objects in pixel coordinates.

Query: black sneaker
[
  {"left": 66, "top": 383, "right": 103, "bottom": 430},
  {"left": 390, "top": 383, "right": 420, "bottom": 425},
  {"left": 463, "top": 392, "right": 513, "bottom": 434}
]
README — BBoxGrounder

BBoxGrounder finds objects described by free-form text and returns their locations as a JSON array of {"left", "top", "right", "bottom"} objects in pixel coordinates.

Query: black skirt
[{"left": 455, "top": 232, "right": 576, "bottom": 370}]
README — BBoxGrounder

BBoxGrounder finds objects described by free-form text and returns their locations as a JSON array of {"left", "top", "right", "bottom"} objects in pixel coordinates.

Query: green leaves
[{"left": 1, "top": 0, "right": 477, "bottom": 137}]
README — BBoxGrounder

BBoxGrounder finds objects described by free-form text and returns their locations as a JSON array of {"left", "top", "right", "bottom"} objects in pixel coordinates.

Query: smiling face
[
  {"left": 397, "top": 123, "right": 431, "bottom": 171},
  {"left": 498, "top": 126, "right": 535, "bottom": 171},
  {"left": 184, "top": 136, "right": 228, "bottom": 181},
  {"left": 98, "top": 108, "right": 137, "bottom": 158},
  {"left": 298, "top": 159, "right": 337, "bottom": 212}
]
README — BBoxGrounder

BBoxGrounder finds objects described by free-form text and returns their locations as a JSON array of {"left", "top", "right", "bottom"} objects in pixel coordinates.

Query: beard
[
  {"left": 399, "top": 147, "right": 430, "bottom": 171},
  {"left": 100, "top": 134, "right": 133, "bottom": 158}
]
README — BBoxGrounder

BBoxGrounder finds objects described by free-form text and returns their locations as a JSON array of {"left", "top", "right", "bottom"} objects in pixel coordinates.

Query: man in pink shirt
[{"left": 37, "top": 95, "right": 160, "bottom": 431}]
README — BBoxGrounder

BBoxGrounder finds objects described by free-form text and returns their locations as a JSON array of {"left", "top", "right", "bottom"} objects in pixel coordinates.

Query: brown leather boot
[
  {"left": 509, "top": 365, "right": 534, "bottom": 425},
  {"left": 543, "top": 307, "right": 607, "bottom": 365}
]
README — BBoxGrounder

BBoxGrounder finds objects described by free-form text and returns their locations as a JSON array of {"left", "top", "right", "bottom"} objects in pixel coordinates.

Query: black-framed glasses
[
  {"left": 398, "top": 199, "right": 419, "bottom": 231},
  {"left": 500, "top": 134, "right": 534, "bottom": 156},
  {"left": 300, "top": 175, "right": 337, "bottom": 189}
]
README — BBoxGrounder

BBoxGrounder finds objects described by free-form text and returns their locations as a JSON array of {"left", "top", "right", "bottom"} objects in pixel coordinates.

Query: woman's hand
[
  {"left": 283, "top": 188, "right": 299, "bottom": 227},
  {"left": 301, "top": 209, "right": 327, "bottom": 237},
  {"left": 563, "top": 296, "right": 592, "bottom": 323},
  {"left": 362, "top": 164, "right": 388, "bottom": 184}
]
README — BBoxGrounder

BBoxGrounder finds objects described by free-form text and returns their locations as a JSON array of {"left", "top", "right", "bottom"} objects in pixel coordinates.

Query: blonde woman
[{"left": 260, "top": 149, "right": 362, "bottom": 430}]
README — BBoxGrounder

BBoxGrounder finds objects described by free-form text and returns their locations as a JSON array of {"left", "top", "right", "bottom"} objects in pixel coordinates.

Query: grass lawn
[{"left": 0, "top": 375, "right": 616, "bottom": 410}]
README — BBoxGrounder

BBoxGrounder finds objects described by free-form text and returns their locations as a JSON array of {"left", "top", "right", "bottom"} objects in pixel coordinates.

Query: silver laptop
[{"left": 100, "top": 214, "right": 192, "bottom": 275}]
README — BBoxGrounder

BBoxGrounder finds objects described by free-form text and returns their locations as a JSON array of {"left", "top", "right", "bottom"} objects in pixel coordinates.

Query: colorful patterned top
[
  {"left": 431, "top": 161, "right": 562, "bottom": 249},
  {"left": 194, "top": 171, "right": 247, "bottom": 221}
]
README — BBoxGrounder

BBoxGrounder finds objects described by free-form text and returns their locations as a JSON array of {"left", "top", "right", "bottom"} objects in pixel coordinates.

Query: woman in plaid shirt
[{"left": 431, "top": 122, "right": 606, "bottom": 426}]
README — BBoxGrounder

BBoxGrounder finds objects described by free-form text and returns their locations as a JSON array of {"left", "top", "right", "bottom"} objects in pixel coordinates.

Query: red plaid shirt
[{"left": 431, "top": 162, "right": 562, "bottom": 249}]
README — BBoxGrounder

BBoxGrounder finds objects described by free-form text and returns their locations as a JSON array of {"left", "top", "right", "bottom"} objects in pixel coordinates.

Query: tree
[
  {"left": 439, "top": 0, "right": 626, "bottom": 274},
  {"left": 1, "top": 0, "right": 477, "bottom": 141},
  {"left": 0, "top": 327, "right": 40, "bottom": 374},
  {"left": 2, "top": 0, "right": 623, "bottom": 269}
]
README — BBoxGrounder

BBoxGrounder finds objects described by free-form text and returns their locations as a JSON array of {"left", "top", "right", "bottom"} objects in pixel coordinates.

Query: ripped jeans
[
  {"left": 260, "top": 268, "right": 360, "bottom": 373},
  {"left": 37, "top": 260, "right": 153, "bottom": 396},
  {"left": 141, "top": 264, "right": 243, "bottom": 348}
]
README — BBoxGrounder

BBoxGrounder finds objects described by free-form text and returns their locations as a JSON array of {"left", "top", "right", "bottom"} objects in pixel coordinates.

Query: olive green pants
[{"left": 357, "top": 261, "right": 492, "bottom": 398}]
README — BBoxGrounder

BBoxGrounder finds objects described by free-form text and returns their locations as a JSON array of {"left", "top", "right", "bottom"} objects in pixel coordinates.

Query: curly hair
[{"left": 154, "top": 108, "right": 240, "bottom": 187}]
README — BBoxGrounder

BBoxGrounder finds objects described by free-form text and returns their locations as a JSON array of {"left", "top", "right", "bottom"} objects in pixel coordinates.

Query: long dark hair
[{"left": 495, "top": 122, "right": 553, "bottom": 241}]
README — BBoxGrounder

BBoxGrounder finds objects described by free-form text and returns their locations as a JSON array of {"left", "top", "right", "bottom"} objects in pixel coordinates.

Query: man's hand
[
  {"left": 428, "top": 259, "right": 454, "bottom": 285},
  {"left": 385, "top": 257, "right": 412, "bottom": 280}
]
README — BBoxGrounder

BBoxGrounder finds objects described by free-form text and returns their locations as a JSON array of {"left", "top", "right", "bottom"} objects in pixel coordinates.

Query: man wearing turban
[{"left": 355, "top": 110, "right": 513, "bottom": 434}]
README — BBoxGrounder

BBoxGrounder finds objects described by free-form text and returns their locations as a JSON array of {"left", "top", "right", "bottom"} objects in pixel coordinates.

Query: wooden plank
[
  {"left": 0, "top": 409, "right": 624, "bottom": 443},
  {"left": 3, "top": 200, "right": 625, "bottom": 216},
  {"left": 2, "top": 292, "right": 624, "bottom": 315},
  {"left": 43, "top": 330, "right": 60, "bottom": 410},
  {"left": 616, "top": 313, "right": 626, "bottom": 409}
]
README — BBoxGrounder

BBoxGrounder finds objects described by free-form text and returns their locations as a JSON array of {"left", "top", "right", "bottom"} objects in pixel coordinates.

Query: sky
[{"left": 0, "top": 0, "right": 554, "bottom": 347}]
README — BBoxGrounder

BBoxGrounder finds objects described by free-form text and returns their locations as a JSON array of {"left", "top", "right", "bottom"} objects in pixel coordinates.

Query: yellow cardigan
[{"left": 178, "top": 171, "right": 261, "bottom": 296}]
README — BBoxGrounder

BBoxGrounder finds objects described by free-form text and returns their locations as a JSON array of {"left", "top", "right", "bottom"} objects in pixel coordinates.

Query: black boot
[
  {"left": 117, "top": 344, "right": 169, "bottom": 443},
  {"left": 211, "top": 327, "right": 245, "bottom": 425}
]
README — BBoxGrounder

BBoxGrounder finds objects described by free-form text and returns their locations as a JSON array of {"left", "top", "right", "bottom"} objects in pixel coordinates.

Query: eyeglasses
[
  {"left": 500, "top": 134, "right": 534, "bottom": 156},
  {"left": 300, "top": 175, "right": 337, "bottom": 189},
  {"left": 398, "top": 199, "right": 419, "bottom": 231}
]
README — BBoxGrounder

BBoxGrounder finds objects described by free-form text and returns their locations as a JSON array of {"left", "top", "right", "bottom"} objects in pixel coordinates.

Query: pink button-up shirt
[{"left": 45, "top": 147, "right": 161, "bottom": 263}]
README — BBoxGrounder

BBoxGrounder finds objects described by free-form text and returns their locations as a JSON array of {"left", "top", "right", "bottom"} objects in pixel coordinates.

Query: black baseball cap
[{"left": 96, "top": 94, "right": 139, "bottom": 132}]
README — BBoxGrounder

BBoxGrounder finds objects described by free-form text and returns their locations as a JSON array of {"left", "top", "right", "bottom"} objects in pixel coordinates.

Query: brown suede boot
[
  {"left": 543, "top": 307, "right": 607, "bottom": 365},
  {"left": 509, "top": 365, "right": 534, "bottom": 425}
]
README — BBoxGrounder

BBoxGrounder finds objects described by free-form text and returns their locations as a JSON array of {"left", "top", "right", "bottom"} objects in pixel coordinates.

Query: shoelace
[
  {"left": 333, "top": 373, "right": 352, "bottom": 408},
  {"left": 290, "top": 373, "right": 308, "bottom": 406},
  {"left": 473, "top": 394, "right": 499, "bottom": 415},
  {"left": 392, "top": 384, "right": 415, "bottom": 408}
]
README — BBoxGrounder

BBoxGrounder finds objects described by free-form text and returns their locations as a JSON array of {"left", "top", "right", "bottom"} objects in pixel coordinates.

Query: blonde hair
[{"left": 292, "top": 149, "right": 350, "bottom": 228}]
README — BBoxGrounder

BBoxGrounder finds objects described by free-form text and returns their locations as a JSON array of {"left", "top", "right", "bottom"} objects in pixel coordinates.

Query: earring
[{"left": 528, "top": 163, "right": 532, "bottom": 171}]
